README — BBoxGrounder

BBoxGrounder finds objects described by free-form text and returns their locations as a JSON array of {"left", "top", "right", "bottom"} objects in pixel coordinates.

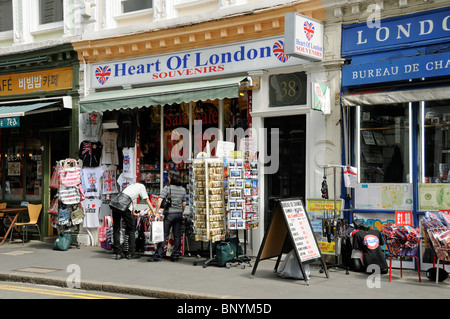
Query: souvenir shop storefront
[
  {"left": 341, "top": 7, "right": 450, "bottom": 270},
  {"left": 0, "top": 43, "right": 79, "bottom": 239},
  {"left": 75, "top": 12, "right": 333, "bottom": 255}
]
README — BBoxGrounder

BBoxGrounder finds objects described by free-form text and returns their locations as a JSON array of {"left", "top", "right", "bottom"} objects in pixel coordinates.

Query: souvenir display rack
[
  {"left": 422, "top": 211, "right": 450, "bottom": 283},
  {"left": 192, "top": 158, "right": 226, "bottom": 267},
  {"left": 225, "top": 150, "right": 258, "bottom": 268}
]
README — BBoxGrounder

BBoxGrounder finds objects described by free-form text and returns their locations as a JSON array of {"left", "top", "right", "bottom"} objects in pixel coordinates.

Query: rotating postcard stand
[{"left": 192, "top": 156, "right": 226, "bottom": 268}]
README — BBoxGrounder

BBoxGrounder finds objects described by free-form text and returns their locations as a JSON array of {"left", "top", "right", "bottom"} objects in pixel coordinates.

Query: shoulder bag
[{"left": 109, "top": 192, "right": 133, "bottom": 212}]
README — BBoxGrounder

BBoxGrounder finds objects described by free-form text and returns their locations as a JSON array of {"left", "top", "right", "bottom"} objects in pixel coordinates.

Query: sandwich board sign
[{"left": 250, "top": 198, "right": 328, "bottom": 285}]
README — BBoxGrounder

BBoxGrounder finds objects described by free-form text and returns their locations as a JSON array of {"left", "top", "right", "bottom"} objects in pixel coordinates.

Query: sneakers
[
  {"left": 147, "top": 257, "right": 162, "bottom": 262},
  {"left": 127, "top": 253, "right": 141, "bottom": 260},
  {"left": 115, "top": 253, "right": 125, "bottom": 260}
]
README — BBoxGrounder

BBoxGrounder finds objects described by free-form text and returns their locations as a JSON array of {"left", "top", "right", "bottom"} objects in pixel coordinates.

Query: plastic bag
[
  {"left": 278, "top": 250, "right": 310, "bottom": 280},
  {"left": 53, "top": 232, "right": 72, "bottom": 251}
]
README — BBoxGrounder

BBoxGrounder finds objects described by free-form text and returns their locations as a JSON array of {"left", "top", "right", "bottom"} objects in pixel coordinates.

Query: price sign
[{"left": 395, "top": 211, "right": 413, "bottom": 226}]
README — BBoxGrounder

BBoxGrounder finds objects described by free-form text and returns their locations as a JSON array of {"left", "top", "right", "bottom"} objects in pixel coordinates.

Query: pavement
[{"left": 0, "top": 240, "right": 448, "bottom": 300}]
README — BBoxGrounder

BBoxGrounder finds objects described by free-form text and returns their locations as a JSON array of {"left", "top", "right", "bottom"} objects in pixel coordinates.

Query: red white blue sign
[
  {"left": 90, "top": 37, "right": 307, "bottom": 89},
  {"left": 284, "top": 12, "right": 324, "bottom": 62}
]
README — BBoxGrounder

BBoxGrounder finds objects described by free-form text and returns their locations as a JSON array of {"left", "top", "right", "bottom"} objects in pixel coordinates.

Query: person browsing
[{"left": 148, "top": 171, "right": 186, "bottom": 262}]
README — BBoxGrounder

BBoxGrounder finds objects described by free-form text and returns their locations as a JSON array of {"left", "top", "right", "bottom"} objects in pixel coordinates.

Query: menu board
[
  {"left": 280, "top": 199, "right": 322, "bottom": 263},
  {"left": 251, "top": 198, "right": 328, "bottom": 285}
]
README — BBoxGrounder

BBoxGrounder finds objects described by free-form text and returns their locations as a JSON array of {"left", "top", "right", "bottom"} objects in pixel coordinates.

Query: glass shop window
[
  {"left": 358, "top": 103, "right": 410, "bottom": 183},
  {"left": 422, "top": 99, "right": 450, "bottom": 183},
  {"left": 5, "top": 138, "right": 24, "bottom": 200},
  {"left": 0, "top": 0, "right": 13, "bottom": 32}
]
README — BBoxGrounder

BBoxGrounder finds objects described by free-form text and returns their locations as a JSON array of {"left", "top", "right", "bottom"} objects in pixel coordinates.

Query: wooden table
[{"left": 0, "top": 208, "right": 27, "bottom": 245}]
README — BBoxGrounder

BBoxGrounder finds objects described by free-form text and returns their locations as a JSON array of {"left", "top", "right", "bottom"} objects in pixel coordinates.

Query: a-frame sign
[{"left": 250, "top": 198, "right": 328, "bottom": 285}]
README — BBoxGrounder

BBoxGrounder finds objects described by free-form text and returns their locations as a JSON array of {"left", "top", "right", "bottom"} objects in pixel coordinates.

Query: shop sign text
[
  {"left": 0, "top": 117, "right": 20, "bottom": 128},
  {"left": 91, "top": 37, "right": 307, "bottom": 89},
  {"left": 342, "top": 51, "right": 450, "bottom": 86},
  {"left": 342, "top": 7, "right": 450, "bottom": 55}
]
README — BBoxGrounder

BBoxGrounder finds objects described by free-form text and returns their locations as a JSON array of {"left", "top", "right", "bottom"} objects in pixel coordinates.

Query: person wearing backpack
[{"left": 148, "top": 171, "right": 186, "bottom": 262}]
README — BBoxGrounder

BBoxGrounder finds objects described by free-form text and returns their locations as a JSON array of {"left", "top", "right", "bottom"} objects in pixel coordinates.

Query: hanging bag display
[
  {"left": 70, "top": 204, "right": 85, "bottom": 225},
  {"left": 47, "top": 197, "right": 59, "bottom": 215},
  {"left": 59, "top": 159, "right": 82, "bottom": 187},
  {"left": 58, "top": 185, "right": 81, "bottom": 205},
  {"left": 49, "top": 162, "right": 62, "bottom": 189},
  {"left": 57, "top": 205, "right": 71, "bottom": 226}
]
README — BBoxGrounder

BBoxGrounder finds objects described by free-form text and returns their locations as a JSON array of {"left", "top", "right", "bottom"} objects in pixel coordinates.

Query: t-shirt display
[
  {"left": 117, "top": 109, "right": 138, "bottom": 148},
  {"left": 101, "top": 130, "right": 119, "bottom": 166},
  {"left": 81, "top": 198, "right": 102, "bottom": 228},
  {"left": 353, "top": 228, "right": 388, "bottom": 273},
  {"left": 79, "top": 141, "right": 103, "bottom": 167}
]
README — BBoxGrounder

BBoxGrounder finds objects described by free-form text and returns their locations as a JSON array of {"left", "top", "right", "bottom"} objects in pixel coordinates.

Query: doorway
[{"left": 264, "top": 115, "right": 306, "bottom": 233}]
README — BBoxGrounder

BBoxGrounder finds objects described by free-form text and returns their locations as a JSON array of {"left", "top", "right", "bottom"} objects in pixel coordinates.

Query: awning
[
  {"left": 80, "top": 76, "right": 246, "bottom": 113},
  {"left": 0, "top": 101, "right": 62, "bottom": 118},
  {"left": 341, "top": 87, "right": 450, "bottom": 107}
]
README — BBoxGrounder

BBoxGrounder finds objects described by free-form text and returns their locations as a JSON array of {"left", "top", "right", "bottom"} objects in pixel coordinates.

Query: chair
[{"left": 12, "top": 204, "right": 43, "bottom": 245}]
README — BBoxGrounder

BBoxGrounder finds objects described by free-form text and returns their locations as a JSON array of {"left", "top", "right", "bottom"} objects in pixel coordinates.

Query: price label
[{"left": 395, "top": 211, "right": 413, "bottom": 226}]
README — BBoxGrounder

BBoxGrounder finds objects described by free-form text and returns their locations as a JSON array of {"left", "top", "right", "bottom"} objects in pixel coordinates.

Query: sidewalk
[{"left": 0, "top": 240, "right": 448, "bottom": 299}]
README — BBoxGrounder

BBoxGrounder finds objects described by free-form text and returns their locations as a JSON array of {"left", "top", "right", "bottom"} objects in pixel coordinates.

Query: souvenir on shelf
[{"left": 192, "top": 158, "right": 226, "bottom": 243}]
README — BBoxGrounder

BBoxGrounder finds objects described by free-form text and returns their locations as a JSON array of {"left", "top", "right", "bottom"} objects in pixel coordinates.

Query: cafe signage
[{"left": 0, "top": 67, "right": 73, "bottom": 96}]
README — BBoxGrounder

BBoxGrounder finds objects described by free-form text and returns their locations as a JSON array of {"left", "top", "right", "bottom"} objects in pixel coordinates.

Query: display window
[
  {"left": 421, "top": 99, "right": 450, "bottom": 183},
  {"left": 1, "top": 125, "right": 43, "bottom": 201},
  {"left": 357, "top": 103, "right": 411, "bottom": 184}
]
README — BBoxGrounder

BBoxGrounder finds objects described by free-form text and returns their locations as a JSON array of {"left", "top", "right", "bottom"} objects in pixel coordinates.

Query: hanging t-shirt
[
  {"left": 101, "top": 130, "right": 119, "bottom": 166},
  {"left": 81, "top": 167, "right": 103, "bottom": 197},
  {"left": 80, "top": 111, "right": 103, "bottom": 142},
  {"left": 102, "top": 165, "right": 118, "bottom": 194},
  {"left": 117, "top": 109, "right": 138, "bottom": 148},
  {"left": 79, "top": 141, "right": 103, "bottom": 167},
  {"left": 122, "top": 147, "right": 135, "bottom": 178},
  {"left": 117, "top": 173, "right": 135, "bottom": 192},
  {"left": 353, "top": 228, "right": 388, "bottom": 273},
  {"left": 81, "top": 198, "right": 101, "bottom": 228}
]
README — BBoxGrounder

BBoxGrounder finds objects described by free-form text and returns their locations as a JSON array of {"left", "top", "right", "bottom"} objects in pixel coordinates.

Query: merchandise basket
[{"left": 382, "top": 224, "right": 422, "bottom": 282}]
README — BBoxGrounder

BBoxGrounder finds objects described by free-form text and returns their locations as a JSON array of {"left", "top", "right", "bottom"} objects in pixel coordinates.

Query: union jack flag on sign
[
  {"left": 303, "top": 21, "right": 315, "bottom": 41},
  {"left": 95, "top": 66, "right": 111, "bottom": 85}
]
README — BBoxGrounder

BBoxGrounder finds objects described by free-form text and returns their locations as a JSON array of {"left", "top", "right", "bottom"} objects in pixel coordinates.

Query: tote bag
[
  {"left": 59, "top": 186, "right": 81, "bottom": 205},
  {"left": 59, "top": 159, "right": 81, "bottom": 187}
]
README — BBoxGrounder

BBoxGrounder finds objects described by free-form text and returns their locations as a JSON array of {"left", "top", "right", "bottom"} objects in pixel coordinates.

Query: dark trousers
[
  {"left": 112, "top": 208, "right": 136, "bottom": 255},
  {"left": 155, "top": 213, "right": 183, "bottom": 259}
]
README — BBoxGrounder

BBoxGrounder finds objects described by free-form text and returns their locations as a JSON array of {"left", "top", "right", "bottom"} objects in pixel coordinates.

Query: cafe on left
[{"left": 0, "top": 43, "right": 80, "bottom": 242}]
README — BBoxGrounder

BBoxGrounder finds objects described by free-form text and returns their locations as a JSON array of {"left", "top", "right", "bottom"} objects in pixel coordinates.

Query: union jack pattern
[
  {"left": 95, "top": 66, "right": 111, "bottom": 85},
  {"left": 303, "top": 21, "right": 315, "bottom": 41},
  {"left": 272, "top": 40, "right": 289, "bottom": 63}
]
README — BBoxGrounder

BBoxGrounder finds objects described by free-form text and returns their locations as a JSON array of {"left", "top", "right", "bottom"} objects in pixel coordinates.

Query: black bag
[
  {"left": 161, "top": 186, "right": 172, "bottom": 210},
  {"left": 109, "top": 193, "right": 133, "bottom": 212},
  {"left": 426, "top": 267, "right": 448, "bottom": 282}
]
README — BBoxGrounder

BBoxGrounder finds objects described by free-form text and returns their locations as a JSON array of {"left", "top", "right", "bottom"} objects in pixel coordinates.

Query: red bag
[
  {"left": 99, "top": 216, "right": 113, "bottom": 243},
  {"left": 49, "top": 163, "right": 61, "bottom": 189}
]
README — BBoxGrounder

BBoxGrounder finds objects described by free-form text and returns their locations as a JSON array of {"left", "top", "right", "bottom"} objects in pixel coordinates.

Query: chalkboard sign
[{"left": 250, "top": 198, "right": 328, "bottom": 285}]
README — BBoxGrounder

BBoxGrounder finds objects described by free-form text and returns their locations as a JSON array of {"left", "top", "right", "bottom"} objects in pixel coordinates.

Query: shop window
[
  {"left": 122, "top": 0, "right": 152, "bottom": 13},
  {"left": 5, "top": 138, "right": 24, "bottom": 201},
  {"left": 25, "top": 138, "right": 43, "bottom": 200},
  {"left": 0, "top": 0, "right": 13, "bottom": 32},
  {"left": 358, "top": 103, "right": 410, "bottom": 183},
  {"left": 268, "top": 72, "right": 307, "bottom": 107},
  {"left": 39, "top": 0, "right": 63, "bottom": 25},
  {"left": 422, "top": 99, "right": 450, "bottom": 183}
]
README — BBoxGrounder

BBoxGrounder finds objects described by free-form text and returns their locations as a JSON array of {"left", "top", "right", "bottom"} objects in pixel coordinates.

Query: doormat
[{"left": 13, "top": 267, "right": 63, "bottom": 274}]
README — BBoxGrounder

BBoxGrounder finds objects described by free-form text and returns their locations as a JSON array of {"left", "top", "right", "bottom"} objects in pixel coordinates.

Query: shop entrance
[{"left": 264, "top": 115, "right": 306, "bottom": 235}]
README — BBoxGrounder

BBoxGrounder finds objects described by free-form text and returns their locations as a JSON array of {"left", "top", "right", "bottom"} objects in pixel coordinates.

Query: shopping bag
[
  {"left": 57, "top": 206, "right": 71, "bottom": 226},
  {"left": 151, "top": 220, "right": 164, "bottom": 243},
  {"left": 47, "top": 197, "right": 59, "bottom": 215},
  {"left": 49, "top": 162, "right": 61, "bottom": 189},
  {"left": 164, "top": 232, "right": 184, "bottom": 257},
  {"left": 99, "top": 216, "right": 112, "bottom": 243},
  {"left": 59, "top": 159, "right": 81, "bottom": 186},
  {"left": 277, "top": 250, "right": 310, "bottom": 280},
  {"left": 70, "top": 205, "right": 85, "bottom": 225},
  {"left": 58, "top": 186, "right": 81, "bottom": 205},
  {"left": 53, "top": 232, "right": 72, "bottom": 251}
]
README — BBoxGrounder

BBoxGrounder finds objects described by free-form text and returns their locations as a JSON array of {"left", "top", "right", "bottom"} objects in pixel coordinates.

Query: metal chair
[{"left": 12, "top": 204, "right": 42, "bottom": 245}]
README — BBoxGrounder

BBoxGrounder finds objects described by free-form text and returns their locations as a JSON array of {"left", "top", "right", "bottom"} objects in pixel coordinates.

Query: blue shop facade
[{"left": 341, "top": 7, "right": 450, "bottom": 269}]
